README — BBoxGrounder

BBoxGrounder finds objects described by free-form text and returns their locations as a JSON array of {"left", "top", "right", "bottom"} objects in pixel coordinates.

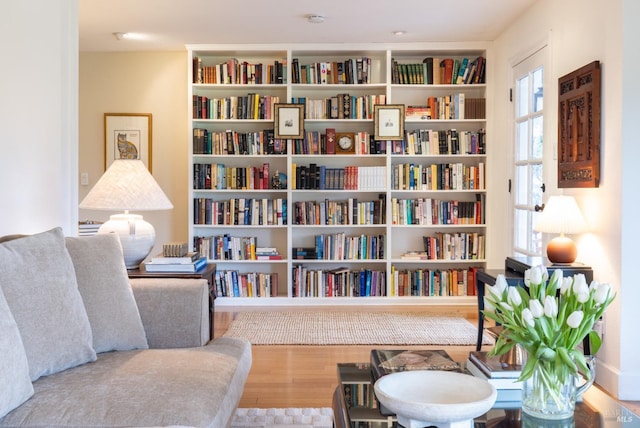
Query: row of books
[
  {"left": 390, "top": 56, "right": 486, "bottom": 85},
  {"left": 193, "top": 162, "right": 277, "bottom": 190},
  {"left": 293, "top": 198, "right": 385, "bottom": 226},
  {"left": 305, "top": 232, "right": 385, "bottom": 261},
  {"left": 193, "top": 197, "right": 287, "bottom": 226},
  {"left": 292, "top": 266, "right": 386, "bottom": 298},
  {"left": 192, "top": 56, "right": 286, "bottom": 85},
  {"left": 292, "top": 164, "right": 386, "bottom": 191},
  {"left": 421, "top": 94, "right": 485, "bottom": 120},
  {"left": 295, "top": 130, "right": 385, "bottom": 155},
  {"left": 291, "top": 57, "right": 374, "bottom": 85},
  {"left": 423, "top": 232, "right": 485, "bottom": 261},
  {"left": 194, "top": 234, "right": 276, "bottom": 261},
  {"left": 213, "top": 270, "right": 279, "bottom": 298},
  {"left": 391, "top": 162, "right": 485, "bottom": 191},
  {"left": 389, "top": 266, "right": 479, "bottom": 297},
  {"left": 390, "top": 196, "right": 486, "bottom": 226},
  {"left": 401, "top": 128, "right": 486, "bottom": 155},
  {"left": 293, "top": 94, "right": 386, "bottom": 120},
  {"left": 192, "top": 94, "right": 281, "bottom": 120},
  {"left": 193, "top": 128, "right": 286, "bottom": 155}
]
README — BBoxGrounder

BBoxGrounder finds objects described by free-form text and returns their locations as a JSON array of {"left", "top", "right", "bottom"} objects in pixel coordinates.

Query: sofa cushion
[
  {"left": 0, "top": 227, "right": 96, "bottom": 381},
  {"left": 66, "top": 233, "right": 148, "bottom": 353},
  {"left": 0, "top": 287, "right": 33, "bottom": 418},
  {"left": 0, "top": 337, "right": 252, "bottom": 428},
  {"left": 131, "top": 278, "right": 209, "bottom": 348}
]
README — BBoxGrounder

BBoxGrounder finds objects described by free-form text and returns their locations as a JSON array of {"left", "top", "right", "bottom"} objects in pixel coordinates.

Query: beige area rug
[
  {"left": 223, "top": 311, "right": 494, "bottom": 346},
  {"left": 231, "top": 407, "right": 334, "bottom": 428}
]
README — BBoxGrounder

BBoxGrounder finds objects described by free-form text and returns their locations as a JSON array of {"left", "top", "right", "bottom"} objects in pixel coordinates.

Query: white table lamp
[
  {"left": 534, "top": 195, "right": 587, "bottom": 264},
  {"left": 79, "top": 160, "right": 173, "bottom": 269}
]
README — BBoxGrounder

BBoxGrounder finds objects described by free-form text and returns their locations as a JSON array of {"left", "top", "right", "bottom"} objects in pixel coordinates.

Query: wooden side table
[{"left": 128, "top": 263, "right": 216, "bottom": 340}]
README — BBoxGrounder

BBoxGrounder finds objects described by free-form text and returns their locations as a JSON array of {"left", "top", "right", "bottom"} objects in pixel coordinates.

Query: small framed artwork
[
  {"left": 274, "top": 103, "right": 304, "bottom": 139},
  {"left": 374, "top": 104, "right": 405, "bottom": 141},
  {"left": 104, "top": 113, "right": 152, "bottom": 171}
]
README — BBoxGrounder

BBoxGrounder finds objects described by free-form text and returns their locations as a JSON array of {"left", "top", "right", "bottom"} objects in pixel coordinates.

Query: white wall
[
  {"left": 492, "top": 0, "right": 639, "bottom": 399},
  {"left": 0, "top": 0, "right": 78, "bottom": 236},
  {"left": 619, "top": 0, "right": 640, "bottom": 400},
  {"left": 78, "top": 52, "right": 188, "bottom": 260}
]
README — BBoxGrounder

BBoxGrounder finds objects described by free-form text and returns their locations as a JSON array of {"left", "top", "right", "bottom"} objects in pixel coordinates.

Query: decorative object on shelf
[
  {"left": 373, "top": 104, "right": 405, "bottom": 141},
  {"left": 558, "top": 61, "right": 600, "bottom": 188},
  {"left": 534, "top": 195, "right": 588, "bottom": 264},
  {"left": 79, "top": 159, "right": 173, "bottom": 269},
  {"left": 335, "top": 132, "right": 355, "bottom": 154},
  {"left": 271, "top": 170, "right": 282, "bottom": 189},
  {"left": 274, "top": 103, "right": 304, "bottom": 139},
  {"left": 483, "top": 265, "right": 615, "bottom": 420},
  {"left": 104, "top": 113, "right": 152, "bottom": 171},
  {"left": 374, "top": 370, "right": 497, "bottom": 428}
]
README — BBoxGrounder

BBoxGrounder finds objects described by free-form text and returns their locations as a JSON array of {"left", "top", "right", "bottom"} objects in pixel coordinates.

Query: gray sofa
[{"left": 0, "top": 228, "right": 251, "bottom": 427}]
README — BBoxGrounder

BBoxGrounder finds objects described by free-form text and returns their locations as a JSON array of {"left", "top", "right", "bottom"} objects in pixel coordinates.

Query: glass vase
[{"left": 522, "top": 356, "right": 596, "bottom": 420}]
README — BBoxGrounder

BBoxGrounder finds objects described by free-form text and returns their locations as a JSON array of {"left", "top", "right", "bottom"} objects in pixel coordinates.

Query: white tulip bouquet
[{"left": 483, "top": 265, "right": 615, "bottom": 385}]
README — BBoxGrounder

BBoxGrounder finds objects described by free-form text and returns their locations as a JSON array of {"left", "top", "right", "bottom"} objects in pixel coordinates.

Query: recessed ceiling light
[
  {"left": 307, "top": 14, "right": 325, "bottom": 24},
  {"left": 393, "top": 30, "right": 407, "bottom": 36}
]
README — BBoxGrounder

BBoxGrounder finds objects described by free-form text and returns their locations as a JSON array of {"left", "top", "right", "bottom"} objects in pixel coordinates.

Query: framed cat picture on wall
[{"left": 104, "top": 113, "right": 152, "bottom": 171}]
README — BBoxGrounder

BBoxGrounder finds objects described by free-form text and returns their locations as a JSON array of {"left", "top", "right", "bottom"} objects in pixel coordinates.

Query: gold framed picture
[
  {"left": 274, "top": 103, "right": 304, "bottom": 139},
  {"left": 104, "top": 113, "right": 152, "bottom": 171},
  {"left": 374, "top": 104, "right": 405, "bottom": 141}
]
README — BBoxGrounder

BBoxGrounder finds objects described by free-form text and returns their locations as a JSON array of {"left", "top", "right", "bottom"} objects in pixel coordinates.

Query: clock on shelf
[{"left": 336, "top": 132, "right": 356, "bottom": 154}]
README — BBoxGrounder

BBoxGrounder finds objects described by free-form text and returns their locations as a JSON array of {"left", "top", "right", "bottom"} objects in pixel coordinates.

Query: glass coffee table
[{"left": 333, "top": 362, "right": 640, "bottom": 428}]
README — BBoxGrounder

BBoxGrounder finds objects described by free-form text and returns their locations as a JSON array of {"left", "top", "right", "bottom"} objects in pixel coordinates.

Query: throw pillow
[
  {"left": 0, "top": 227, "right": 96, "bottom": 381},
  {"left": 65, "top": 233, "right": 148, "bottom": 352},
  {"left": 0, "top": 286, "right": 33, "bottom": 418}
]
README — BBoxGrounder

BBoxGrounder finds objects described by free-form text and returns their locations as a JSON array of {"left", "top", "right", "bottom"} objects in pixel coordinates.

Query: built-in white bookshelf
[{"left": 187, "top": 44, "right": 489, "bottom": 307}]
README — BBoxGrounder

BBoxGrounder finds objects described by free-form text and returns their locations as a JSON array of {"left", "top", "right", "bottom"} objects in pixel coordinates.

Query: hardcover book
[
  {"left": 468, "top": 351, "right": 522, "bottom": 379},
  {"left": 370, "top": 349, "right": 460, "bottom": 381},
  {"left": 151, "top": 251, "right": 200, "bottom": 264},
  {"left": 144, "top": 256, "right": 207, "bottom": 273}
]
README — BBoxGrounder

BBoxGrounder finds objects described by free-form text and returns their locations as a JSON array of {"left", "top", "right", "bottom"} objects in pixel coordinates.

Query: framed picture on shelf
[
  {"left": 274, "top": 103, "right": 304, "bottom": 139},
  {"left": 374, "top": 104, "right": 405, "bottom": 141},
  {"left": 104, "top": 113, "right": 152, "bottom": 171}
]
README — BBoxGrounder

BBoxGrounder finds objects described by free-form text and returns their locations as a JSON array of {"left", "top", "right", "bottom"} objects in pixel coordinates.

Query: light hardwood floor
[{"left": 213, "top": 305, "right": 640, "bottom": 414}]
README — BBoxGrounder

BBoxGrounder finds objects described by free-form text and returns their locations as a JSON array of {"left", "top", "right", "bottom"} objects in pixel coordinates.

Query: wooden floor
[{"left": 213, "top": 305, "right": 640, "bottom": 413}]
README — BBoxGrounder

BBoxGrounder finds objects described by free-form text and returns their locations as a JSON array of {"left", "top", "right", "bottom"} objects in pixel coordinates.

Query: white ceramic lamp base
[{"left": 98, "top": 213, "right": 155, "bottom": 269}]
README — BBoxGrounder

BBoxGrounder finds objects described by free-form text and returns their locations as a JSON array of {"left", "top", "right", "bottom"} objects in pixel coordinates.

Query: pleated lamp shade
[{"left": 79, "top": 160, "right": 173, "bottom": 268}]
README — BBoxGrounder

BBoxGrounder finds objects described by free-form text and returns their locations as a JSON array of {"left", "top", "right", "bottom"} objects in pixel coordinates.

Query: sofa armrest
[{"left": 130, "top": 278, "right": 209, "bottom": 348}]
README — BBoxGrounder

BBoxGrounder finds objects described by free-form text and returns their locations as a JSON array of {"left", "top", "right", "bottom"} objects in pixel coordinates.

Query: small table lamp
[
  {"left": 534, "top": 195, "right": 587, "bottom": 264},
  {"left": 79, "top": 160, "right": 173, "bottom": 269}
]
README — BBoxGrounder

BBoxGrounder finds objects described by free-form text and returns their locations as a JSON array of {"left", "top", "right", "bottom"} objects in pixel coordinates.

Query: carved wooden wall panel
[{"left": 558, "top": 61, "right": 600, "bottom": 188}]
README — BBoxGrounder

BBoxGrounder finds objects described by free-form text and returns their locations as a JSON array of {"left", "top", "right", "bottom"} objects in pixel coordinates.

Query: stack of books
[
  {"left": 78, "top": 221, "right": 102, "bottom": 236},
  {"left": 466, "top": 351, "right": 523, "bottom": 406},
  {"left": 255, "top": 247, "right": 282, "bottom": 260},
  {"left": 143, "top": 251, "right": 207, "bottom": 273}
]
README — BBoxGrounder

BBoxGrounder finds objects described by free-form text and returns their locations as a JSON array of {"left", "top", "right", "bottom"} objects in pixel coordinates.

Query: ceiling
[{"left": 79, "top": 0, "right": 538, "bottom": 52}]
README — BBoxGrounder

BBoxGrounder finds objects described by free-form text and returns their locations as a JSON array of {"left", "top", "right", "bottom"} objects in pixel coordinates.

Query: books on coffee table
[
  {"left": 466, "top": 351, "right": 523, "bottom": 403},
  {"left": 370, "top": 349, "right": 461, "bottom": 381}
]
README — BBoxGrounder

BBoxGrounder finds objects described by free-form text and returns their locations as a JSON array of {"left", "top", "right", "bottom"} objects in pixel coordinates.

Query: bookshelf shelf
[{"left": 187, "top": 43, "right": 488, "bottom": 306}]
